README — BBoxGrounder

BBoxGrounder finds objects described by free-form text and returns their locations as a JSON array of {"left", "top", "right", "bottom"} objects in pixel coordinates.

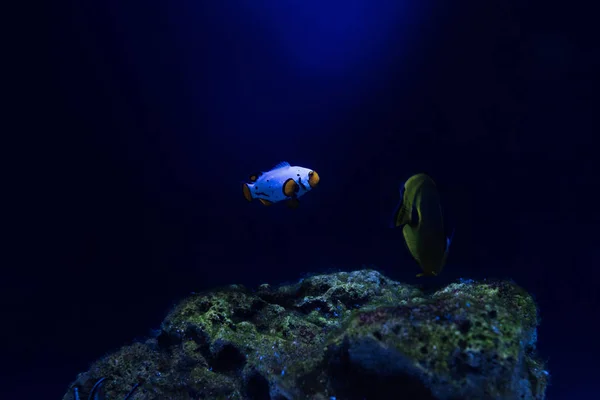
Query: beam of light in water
[
  {"left": 236, "top": 1, "right": 425, "bottom": 76},
  {"left": 171, "top": 1, "right": 432, "bottom": 146},
  {"left": 96, "top": 1, "right": 433, "bottom": 189}
]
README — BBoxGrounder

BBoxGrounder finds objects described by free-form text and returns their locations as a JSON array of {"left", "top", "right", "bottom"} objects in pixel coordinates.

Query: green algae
[{"left": 63, "top": 270, "right": 548, "bottom": 400}]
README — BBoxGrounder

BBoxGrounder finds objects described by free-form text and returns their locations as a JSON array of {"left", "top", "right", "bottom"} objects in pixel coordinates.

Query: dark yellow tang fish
[{"left": 391, "top": 173, "right": 454, "bottom": 277}]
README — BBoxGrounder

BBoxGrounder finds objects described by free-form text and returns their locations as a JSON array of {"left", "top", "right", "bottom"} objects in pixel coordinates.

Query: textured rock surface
[{"left": 63, "top": 270, "right": 549, "bottom": 400}]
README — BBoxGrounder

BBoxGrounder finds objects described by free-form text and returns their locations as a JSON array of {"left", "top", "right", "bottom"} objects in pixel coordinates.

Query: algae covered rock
[{"left": 62, "top": 270, "right": 549, "bottom": 400}]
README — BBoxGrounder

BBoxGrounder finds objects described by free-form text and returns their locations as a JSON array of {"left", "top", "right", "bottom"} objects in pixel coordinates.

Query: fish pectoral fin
[
  {"left": 286, "top": 197, "right": 300, "bottom": 209},
  {"left": 416, "top": 273, "right": 425, "bottom": 278},
  {"left": 259, "top": 199, "right": 273, "bottom": 206},
  {"left": 392, "top": 205, "right": 411, "bottom": 228}
]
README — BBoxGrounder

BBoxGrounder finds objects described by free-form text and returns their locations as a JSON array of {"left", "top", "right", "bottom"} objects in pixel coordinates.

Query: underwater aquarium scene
[{"left": 5, "top": 1, "right": 598, "bottom": 399}]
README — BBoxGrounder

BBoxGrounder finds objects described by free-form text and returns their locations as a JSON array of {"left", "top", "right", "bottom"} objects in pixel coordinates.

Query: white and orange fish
[{"left": 242, "top": 162, "right": 320, "bottom": 208}]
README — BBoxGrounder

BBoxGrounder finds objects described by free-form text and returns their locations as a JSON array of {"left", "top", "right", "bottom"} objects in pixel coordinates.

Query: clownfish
[
  {"left": 242, "top": 161, "right": 320, "bottom": 209},
  {"left": 391, "top": 173, "right": 454, "bottom": 277}
]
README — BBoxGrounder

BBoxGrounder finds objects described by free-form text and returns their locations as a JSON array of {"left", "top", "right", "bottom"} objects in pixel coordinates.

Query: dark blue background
[{"left": 5, "top": 1, "right": 599, "bottom": 398}]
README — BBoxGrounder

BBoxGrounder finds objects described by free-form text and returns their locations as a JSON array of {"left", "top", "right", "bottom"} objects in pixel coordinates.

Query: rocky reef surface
[{"left": 63, "top": 270, "right": 549, "bottom": 400}]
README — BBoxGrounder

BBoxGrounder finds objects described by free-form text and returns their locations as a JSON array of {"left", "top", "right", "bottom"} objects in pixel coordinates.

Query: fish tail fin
[{"left": 242, "top": 183, "right": 253, "bottom": 202}]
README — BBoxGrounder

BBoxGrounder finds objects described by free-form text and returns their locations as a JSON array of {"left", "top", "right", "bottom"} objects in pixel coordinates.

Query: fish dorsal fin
[{"left": 271, "top": 161, "right": 290, "bottom": 170}]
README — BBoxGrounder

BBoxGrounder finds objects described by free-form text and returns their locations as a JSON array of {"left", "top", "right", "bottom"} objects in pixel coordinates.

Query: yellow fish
[{"left": 391, "top": 173, "right": 454, "bottom": 277}]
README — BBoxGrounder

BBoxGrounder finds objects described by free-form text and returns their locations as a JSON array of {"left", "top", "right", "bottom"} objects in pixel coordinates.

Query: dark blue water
[{"left": 5, "top": 1, "right": 598, "bottom": 398}]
